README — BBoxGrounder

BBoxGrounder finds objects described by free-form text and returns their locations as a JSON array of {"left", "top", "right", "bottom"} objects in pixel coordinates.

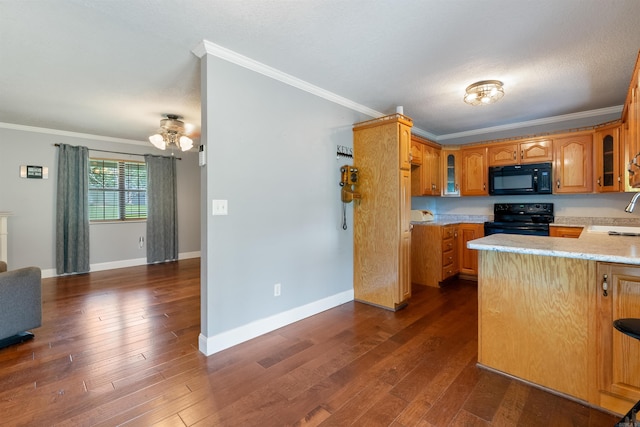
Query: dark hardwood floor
[{"left": 0, "top": 258, "right": 620, "bottom": 426}]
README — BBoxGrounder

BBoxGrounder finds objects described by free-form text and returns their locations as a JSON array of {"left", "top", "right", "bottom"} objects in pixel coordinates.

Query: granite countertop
[
  {"left": 411, "top": 214, "right": 489, "bottom": 226},
  {"left": 468, "top": 231, "right": 640, "bottom": 265}
]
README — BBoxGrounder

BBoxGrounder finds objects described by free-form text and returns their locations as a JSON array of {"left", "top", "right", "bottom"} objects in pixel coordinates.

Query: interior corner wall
[
  {"left": 0, "top": 127, "right": 201, "bottom": 275},
  {"left": 199, "top": 54, "right": 367, "bottom": 355}
]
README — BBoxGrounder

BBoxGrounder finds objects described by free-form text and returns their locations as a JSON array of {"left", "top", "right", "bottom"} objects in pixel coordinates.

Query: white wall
[
  {"left": 0, "top": 126, "right": 201, "bottom": 276},
  {"left": 198, "top": 53, "right": 367, "bottom": 355}
]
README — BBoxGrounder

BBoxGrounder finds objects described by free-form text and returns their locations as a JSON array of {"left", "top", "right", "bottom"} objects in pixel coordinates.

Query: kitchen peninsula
[{"left": 468, "top": 230, "right": 640, "bottom": 415}]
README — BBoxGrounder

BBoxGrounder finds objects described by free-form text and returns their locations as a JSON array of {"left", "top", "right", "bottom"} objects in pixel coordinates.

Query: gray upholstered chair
[{"left": 0, "top": 263, "right": 42, "bottom": 348}]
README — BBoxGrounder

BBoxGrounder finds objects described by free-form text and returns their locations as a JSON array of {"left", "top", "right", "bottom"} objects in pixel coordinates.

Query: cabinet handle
[
  {"left": 597, "top": 177, "right": 601, "bottom": 186},
  {"left": 556, "top": 179, "right": 561, "bottom": 189},
  {"left": 513, "top": 151, "right": 516, "bottom": 160},
  {"left": 521, "top": 150, "right": 524, "bottom": 159},
  {"left": 602, "top": 274, "right": 608, "bottom": 297},
  {"left": 483, "top": 183, "right": 486, "bottom": 190}
]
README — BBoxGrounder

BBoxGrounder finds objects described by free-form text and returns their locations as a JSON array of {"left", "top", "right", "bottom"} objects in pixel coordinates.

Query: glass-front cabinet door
[
  {"left": 442, "top": 150, "right": 460, "bottom": 196},
  {"left": 595, "top": 125, "right": 621, "bottom": 193}
]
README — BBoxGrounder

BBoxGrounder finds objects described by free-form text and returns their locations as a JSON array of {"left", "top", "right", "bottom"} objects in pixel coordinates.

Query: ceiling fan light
[
  {"left": 149, "top": 133, "right": 166, "bottom": 150},
  {"left": 149, "top": 114, "right": 194, "bottom": 151},
  {"left": 179, "top": 135, "right": 193, "bottom": 151}
]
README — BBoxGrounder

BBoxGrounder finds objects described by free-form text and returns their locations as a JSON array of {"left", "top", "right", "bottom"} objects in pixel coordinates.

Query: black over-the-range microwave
[{"left": 488, "top": 162, "right": 552, "bottom": 196}]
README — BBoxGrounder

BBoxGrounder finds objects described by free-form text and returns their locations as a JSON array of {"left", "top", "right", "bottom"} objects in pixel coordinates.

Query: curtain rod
[{"left": 53, "top": 143, "right": 182, "bottom": 160}]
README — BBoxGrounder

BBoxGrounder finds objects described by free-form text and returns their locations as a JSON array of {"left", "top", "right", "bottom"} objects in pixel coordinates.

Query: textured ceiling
[{"left": 1, "top": 0, "right": 639, "bottom": 146}]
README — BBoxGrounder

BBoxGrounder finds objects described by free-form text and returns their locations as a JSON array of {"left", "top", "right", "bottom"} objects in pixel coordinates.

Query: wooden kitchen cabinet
[
  {"left": 552, "top": 133, "right": 593, "bottom": 194},
  {"left": 399, "top": 120, "right": 412, "bottom": 171},
  {"left": 410, "top": 136, "right": 441, "bottom": 196},
  {"left": 625, "top": 52, "right": 640, "bottom": 188},
  {"left": 460, "top": 146, "right": 488, "bottom": 196},
  {"left": 399, "top": 169, "right": 411, "bottom": 303},
  {"left": 411, "top": 224, "right": 458, "bottom": 287},
  {"left": 595, "top": 124, "right": 622, "bottom": 192},
  {"left": 442, "top": 149, "right": 461, "bottom": 196},
  {"left": 353, "top": 114, "right": 412, "bottom": 310},
  {"left": 595, "top": 263, "right": 640, "bottom": 415},
  {"left": 423, "top": 143, "right": 441, "bottom": 195},
  {"left": 487, "top": 138, "right": 552, "bottom": 166},
  {"left": 458, "top": 223, "right": 483, "bottom": 276},
  {"left": 549, "top": 225, "right": 583, "bottom": 238},
  {"left": 410, "top": 138, "right": 423, "bottom": 165}
]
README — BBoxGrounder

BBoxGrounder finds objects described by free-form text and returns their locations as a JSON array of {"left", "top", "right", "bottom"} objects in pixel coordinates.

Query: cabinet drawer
[
  {"left": 442, "top": 227, "right": 456, "bottom": 239},
  {"left": 442, "top": 249, "right": 455, "bottom": 267},
  {"left": 442, "top": 238, "right": 455, "bottom": 252},
  {"left": 442, "top": 265, "right": 457, "bottom": 280}
]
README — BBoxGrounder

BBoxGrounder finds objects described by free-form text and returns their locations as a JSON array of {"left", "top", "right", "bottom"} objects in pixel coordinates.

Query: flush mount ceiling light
[
  {"left": 148, "top": 114, "right": 194, "bottom": 151},
  {"left": 464, "top": 80, "right": 504, "bottom": 106}
]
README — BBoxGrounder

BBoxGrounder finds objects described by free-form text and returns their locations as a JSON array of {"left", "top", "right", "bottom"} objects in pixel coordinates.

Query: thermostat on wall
[
  {"left": 19, "top": 165, "right": 48, "bottom": 179},
  {"left": 199, "top": 145, "right": 206, "bottom": 166}
]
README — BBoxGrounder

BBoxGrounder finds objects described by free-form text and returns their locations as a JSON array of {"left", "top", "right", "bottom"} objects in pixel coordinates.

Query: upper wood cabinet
[
  {"left": 410, "top": 136, "right": 441, "bottom": 196},
  {"left": 624, "top": 51, "right": 640, "bottom": 188},
  {"left": 461, "top": 146, "right": 488, "bottom": 196},
  {"left": 594, "top": 125, "right": 622, "bottom": 193},
  {"left": 423, "top": 143, "right": 441, "bottom": 195},
  {"left": 442, "top": 149, "right": 461, "bottom": 197},
  {"left": 553, "top": 134, "right": 593, "bottom": 194},
  {"left": 399, "top": 123, "right": 412, "bottom": 171},
  {"left": 488, "top": 139, "right": 552, "bottom": 166},
  {"left": 410, "top": 138, "right": 423, "bottom": 165}
]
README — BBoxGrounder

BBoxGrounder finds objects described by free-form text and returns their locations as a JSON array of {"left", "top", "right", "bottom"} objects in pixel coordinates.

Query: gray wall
[
  {"left": 200, "top": 54, "right": 366, "bottom": 340},
  {"left": 0, "top": 126, "right": 200, "bottom": 275}
]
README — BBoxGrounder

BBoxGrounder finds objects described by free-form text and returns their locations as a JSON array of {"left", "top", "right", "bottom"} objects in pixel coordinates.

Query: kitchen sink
[{"left": 586, "top": 225, "right": 640, "bottom": 236}]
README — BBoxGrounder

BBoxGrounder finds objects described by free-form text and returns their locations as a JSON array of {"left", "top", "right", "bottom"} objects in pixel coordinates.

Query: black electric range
[{"left": 484, "top": 203, "right": 554, "bottom": 236}]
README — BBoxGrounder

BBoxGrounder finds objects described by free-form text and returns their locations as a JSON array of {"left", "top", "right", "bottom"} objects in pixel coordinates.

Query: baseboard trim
[
  {"left": 41, "top": 251, "right": 202, "bottom": 278},
  {"left": 199, "top": 289, "right": 355, "bottom": 356}
]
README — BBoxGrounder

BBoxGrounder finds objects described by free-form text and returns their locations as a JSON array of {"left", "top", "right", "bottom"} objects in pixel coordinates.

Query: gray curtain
[
  {"left": 56, "top": 143, "right": 90, "bottom": 274},
  {"left": 145, "top": 155, "right": 178, "bottom": 263}
]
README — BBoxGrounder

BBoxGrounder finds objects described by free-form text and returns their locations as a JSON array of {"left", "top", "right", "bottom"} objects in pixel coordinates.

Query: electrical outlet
[
  {"left": 274, "top": 283, "right": 281, "bottom": 297},
  {"left": 212, "top": 199, "right": 228, "bottom": 216}
]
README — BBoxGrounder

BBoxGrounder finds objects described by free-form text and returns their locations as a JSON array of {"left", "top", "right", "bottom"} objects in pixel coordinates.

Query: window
[{"left": 89, "top": 159, "right": 147, "bottom": 221}]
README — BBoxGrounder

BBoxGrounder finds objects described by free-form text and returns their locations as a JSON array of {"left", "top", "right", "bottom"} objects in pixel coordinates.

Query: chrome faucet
[{"left": 625, "top": 192, "right": 640, "bottom": 213}]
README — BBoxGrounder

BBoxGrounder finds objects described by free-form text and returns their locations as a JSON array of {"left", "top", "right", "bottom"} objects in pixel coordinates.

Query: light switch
[{"left": 212, "top": 199, "right": 228, "bottom": 216}]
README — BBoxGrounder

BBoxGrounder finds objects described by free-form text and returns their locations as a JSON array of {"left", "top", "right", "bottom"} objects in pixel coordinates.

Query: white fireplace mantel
[{"left": 0, "top": 212, "right": 11, "bottom": 264}]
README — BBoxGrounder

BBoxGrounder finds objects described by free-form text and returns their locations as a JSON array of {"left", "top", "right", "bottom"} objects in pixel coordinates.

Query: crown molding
[
  {"left": 0, "top": 122, "right": 148, "bottom": 146},
  {"left": 192, "top": 40, "right": 384, "bottom": 119},
  {"left": 437, "top": 105, "right": 623, "bottom": 141},
  {"left": 411, "top": 127, "right": 438, "bottom": 141}
]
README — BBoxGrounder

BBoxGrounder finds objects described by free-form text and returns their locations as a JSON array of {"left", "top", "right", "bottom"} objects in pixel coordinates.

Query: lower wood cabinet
[
  {"left": 549, "top": 225, "right": 583, "bottom": 238},
  {"left": 411, "top": 223, "right": 482, "bottom": 287},
  {"left": 595, "top": 263, "right": 640, "bottom": 415},
  {"left": 458, "top": 223, "right": 484, "bottom": 276},
  {"left": 411, "top": 224, "right": 457, "bottom": 287}
]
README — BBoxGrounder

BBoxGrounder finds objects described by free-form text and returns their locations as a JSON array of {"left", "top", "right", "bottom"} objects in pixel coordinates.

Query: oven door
[{"left": 484, "top": 221, "right": 550, "bottom": 236}]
